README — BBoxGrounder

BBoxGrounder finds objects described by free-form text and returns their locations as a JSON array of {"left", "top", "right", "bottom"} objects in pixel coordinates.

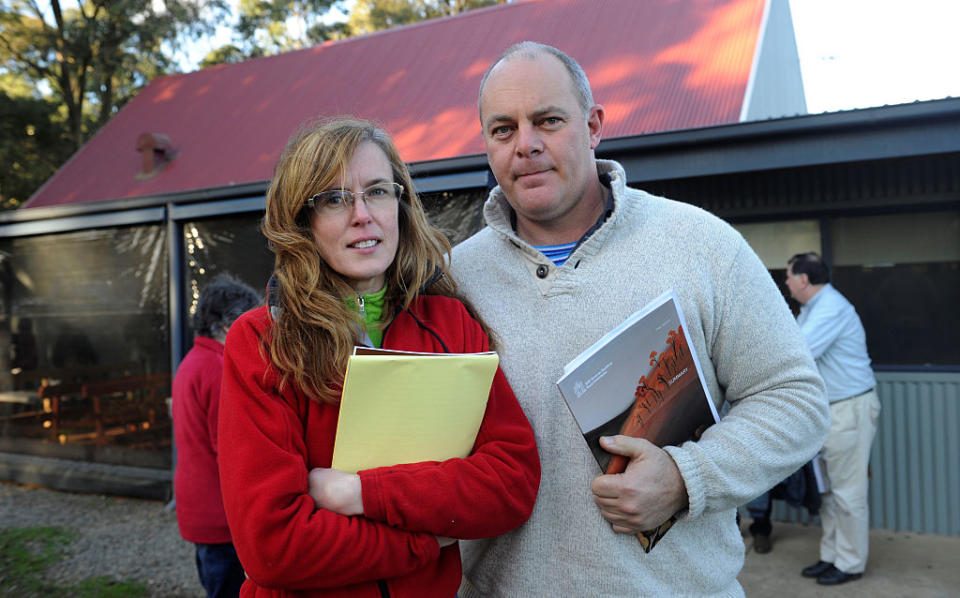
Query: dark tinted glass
[
  {"left": 419, "top": 188, "right": 487, "bottom": 245},
  {"left": 182, "top": 214, "right": 273, "bottom": 346},
  {"left": 834, "top": 263, "right": 960, "bottom": 367},
  {"left": 0, "top": 225, "right": 171, "bottom": 468},
  {"left": 831, "top": 211, "right": 959, "bottom": 368}
]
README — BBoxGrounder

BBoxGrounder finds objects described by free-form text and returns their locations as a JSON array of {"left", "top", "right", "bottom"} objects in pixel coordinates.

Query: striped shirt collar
[{"left": 511, "top": 171, "right": 615, "bottom": 267}]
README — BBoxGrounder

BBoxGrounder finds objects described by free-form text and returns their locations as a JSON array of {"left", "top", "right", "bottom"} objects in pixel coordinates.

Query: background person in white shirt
[{"left": 786, "top": 251, "right": 881, "bottom": 586}]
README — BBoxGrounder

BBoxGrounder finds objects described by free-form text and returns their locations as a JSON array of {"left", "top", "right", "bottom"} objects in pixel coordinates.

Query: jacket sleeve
[
  {"left": 217, "top": 312, "right": 441, "bottom": 590},
  {"left": 359, "top": 306, "right": 540, "bottom": 540},
  {"left": 206, "top": 358, "right": 222, "bottom": 457}
]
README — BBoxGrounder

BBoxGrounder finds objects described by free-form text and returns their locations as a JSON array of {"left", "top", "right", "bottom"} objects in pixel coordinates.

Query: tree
[
  {"left": 235, "top": 0, "right": 345, "bottom": 55},
  {"left": 199, "top": 43, "right": 256, "bottom": 70},
  {"left": 0, "top": 0, "right": 226, "bottom": 151},
  {"left": 0, "top": 90, "right": 73, "bottom": 209},
  {"left": 347, "top": 0, "right": 505, "bottom": 35},
  {"left": 199, "top": 0, "right": 347, "bottom": 68},
  {"left": 213, "top": 0, "right": 506, "bottom": 67}
]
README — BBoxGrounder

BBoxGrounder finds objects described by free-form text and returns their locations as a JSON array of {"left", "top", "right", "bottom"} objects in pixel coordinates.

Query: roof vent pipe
[{"left": 135, "top": 133, "right": 176, "bottom": 180}]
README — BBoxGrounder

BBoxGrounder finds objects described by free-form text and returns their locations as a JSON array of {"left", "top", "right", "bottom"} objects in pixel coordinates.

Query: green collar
[{"left": 346, "top": 286, "right": 387, "bottom": 347}]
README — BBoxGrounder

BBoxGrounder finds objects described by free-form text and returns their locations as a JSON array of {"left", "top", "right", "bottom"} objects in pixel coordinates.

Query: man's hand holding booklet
[{"left": 556, "top": 290, "right": 719, "bottom": 552}]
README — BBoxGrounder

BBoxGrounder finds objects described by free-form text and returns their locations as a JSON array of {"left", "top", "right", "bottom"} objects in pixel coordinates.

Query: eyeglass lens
[{"left": 309, "top": 183, "right": 401, "bottom": 215}]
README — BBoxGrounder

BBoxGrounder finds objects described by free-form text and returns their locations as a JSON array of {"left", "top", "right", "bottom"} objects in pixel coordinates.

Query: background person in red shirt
[{"left": 172, "top": 272, "right": 261, "bottom": 598}]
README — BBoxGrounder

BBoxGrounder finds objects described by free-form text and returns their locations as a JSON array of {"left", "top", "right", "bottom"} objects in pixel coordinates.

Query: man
[
  {"left": 786, "top": 252, "right": 881, "bottom": 586},
  {"left": 173, "top": 273, "right": 261, "bottom": 598},
  {"left": 450, "top": 41, "right": 829, "bottom": 596}
]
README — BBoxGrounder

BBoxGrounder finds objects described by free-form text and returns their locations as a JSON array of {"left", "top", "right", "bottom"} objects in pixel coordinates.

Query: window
[
  {"left": 419, "top": 188, "right": 487, "bottom": 246},
  {"left": 0, "top": 225, "right": 171, "bottom": 467},
  {"left": 733, "top": 219, "right": 821, "bottom": 313},
  {"left": 734, "top": 211, "right": 960, "bottom": 368},
  {"left": 733, "top": 220, "right": 821, "bottom": 270},
  {"left": 182, "top": 214, "right": 273, "bottom": 343},
  {"left": 831, "top": 211, "right": 960, "bottom": 367}
]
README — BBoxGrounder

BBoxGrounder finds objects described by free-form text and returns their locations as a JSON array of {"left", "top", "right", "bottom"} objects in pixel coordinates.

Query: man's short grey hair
[{"left": 478, "top": 41, "right": 595, "bottom": 117}]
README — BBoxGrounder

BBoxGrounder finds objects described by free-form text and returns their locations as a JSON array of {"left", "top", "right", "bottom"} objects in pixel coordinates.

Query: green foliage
[
  {"left": 0, "top": 526, "right": 73, "bottom": 592},
  {"left": 199, "top": 43, "right": 257, "bottom": 69},
  {"left": 236, "top": 0, "right": 343, "bottom": 54},
  {"left": 0, "top": 91, "right": 73, "bottom": 210},
  {"left": 0, "top": 71, "right": 37, "bottom": 99},
  {"left": 225, "top": 0, "right": 504, "bottom": 62},
  {"left": 0, "top": 0, "right": 228, "bottom": 149},
  {"left": 347, "top": 0, "right": 505, "bottom": 35},
  {"left": 0, "top": 526, "right": 148, "bottom": 597},
  {"left": 0, "top": 0, "right": 229, "bottom": 208},
  {"left": 0, "top": 0, "right": 506, "bottom": 209},
  {"left": 71, "top": 576, "right": 149, "bottom": 598},
  {"left": 203, "top": 0, "right": 356, "bottom": 68}
]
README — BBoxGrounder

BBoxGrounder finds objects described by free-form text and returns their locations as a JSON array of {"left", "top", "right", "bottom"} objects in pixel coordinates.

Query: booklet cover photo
[{"left": 556, "top": 290, "right": 719, "bottom": 551}]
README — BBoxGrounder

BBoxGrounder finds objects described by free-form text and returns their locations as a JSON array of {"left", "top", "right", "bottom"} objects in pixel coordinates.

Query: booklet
[
  {"left": 331, "top": 347, "right": 499, "bottom": 474},
  {"left": 557, "top": 290, "right": 719, "bottom": 552},
  {"left": 811, "top": 451, "right": 830, "bottom": 493}
]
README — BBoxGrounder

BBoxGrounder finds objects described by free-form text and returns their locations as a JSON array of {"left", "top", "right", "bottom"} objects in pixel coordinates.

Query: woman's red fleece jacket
[{"left": 218, "top": 295, "right": 540, "bottom": 598}]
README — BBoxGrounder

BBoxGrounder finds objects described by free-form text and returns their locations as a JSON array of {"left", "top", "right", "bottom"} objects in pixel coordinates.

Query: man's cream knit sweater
[{"left": 452, "top": 160, "right": 828, "bottom": 597}]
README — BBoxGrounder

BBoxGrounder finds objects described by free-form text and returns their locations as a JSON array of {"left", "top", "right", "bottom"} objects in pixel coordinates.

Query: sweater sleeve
[
  {"left": 217, "top": 311, "right": 441, "bottom": 590},
  {"left": 359, "top": 305, "right": 540, "bottom": 540},
  {"left": 664, "top": 238, "right": 830, "bottom": 518}
]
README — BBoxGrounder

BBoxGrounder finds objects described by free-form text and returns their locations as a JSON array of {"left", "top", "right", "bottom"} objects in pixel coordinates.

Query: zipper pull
[{"left": 355, "top": 294, "right": 374, "bottom": 347}]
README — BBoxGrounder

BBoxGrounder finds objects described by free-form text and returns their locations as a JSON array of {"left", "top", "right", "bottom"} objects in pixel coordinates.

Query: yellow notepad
[{"left": 331, "top": 348, "right": 499, "bottom": 473}]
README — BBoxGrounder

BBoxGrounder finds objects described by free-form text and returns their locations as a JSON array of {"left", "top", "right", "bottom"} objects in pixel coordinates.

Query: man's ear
[{"left": 587, "top": 104, "right": 604, "bottom": 150}]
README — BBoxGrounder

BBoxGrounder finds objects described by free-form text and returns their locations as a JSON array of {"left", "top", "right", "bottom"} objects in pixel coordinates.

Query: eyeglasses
[{"left": 305, "top": 182, "right": 403, "bottom": 216}]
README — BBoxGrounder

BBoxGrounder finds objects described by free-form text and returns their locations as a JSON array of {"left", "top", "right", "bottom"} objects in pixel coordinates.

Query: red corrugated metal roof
[{"left": 24, "top": 0, "right": 766, "bottom": 209}]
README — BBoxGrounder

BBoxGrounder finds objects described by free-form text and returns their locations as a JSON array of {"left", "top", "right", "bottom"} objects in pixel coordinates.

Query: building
[{"left": 1, "top": 0, "right": 956, "bottom": 536}]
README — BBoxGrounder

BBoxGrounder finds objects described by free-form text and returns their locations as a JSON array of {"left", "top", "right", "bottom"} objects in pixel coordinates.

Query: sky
[
  {"left": 788, "top": 0, "right": 960, "bottom": 113},
  {"left": 177, "top": 0, "right": 349, "bottom": 70},
  {"left": 176, "top": 0, "right": 960, "bottom": 115}
]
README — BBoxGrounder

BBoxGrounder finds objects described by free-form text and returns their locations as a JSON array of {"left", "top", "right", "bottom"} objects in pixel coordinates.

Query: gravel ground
[
  {"left": 1, "top": 481, "right": 204, "bottom": 597},
  {"left": 6, "top": 480, "right": 957, "bottom": 597}
]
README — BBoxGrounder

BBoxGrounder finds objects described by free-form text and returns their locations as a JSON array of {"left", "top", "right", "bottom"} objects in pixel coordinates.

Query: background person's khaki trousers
[{"left": 819, "top": 389, "right": 881, "bottom": 573}]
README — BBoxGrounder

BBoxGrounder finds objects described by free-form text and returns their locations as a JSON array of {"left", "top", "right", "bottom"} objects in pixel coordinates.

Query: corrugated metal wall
[
  {"left": 870, "top": 372, "right": 960, "bottom": 535},
  {"left": 770, "top": 371, "right": 960, "bottom": 535}
]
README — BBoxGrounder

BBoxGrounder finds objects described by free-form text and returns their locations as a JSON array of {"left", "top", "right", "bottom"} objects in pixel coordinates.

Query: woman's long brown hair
[{"left": 261, "top": 117, "right": 458, "bottom": 403}]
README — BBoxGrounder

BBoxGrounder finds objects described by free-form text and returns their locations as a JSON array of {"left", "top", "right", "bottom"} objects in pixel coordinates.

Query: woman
[{"left": 217, "top": 117, "right": 540, "bottom": 598}]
